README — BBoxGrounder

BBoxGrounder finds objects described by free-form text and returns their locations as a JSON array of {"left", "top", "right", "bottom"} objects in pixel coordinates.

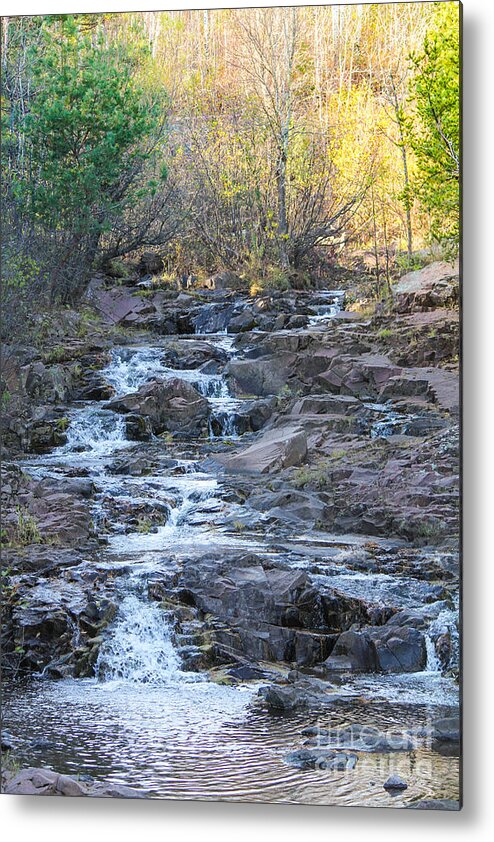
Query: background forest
[{"left": 1, "top": 2, "right": 460, "bottom": 333}]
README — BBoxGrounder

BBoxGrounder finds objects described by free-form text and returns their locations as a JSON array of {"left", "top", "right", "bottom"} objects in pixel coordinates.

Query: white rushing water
[
  {"left": 427, "top": 603, "right": 460, "bottom": 672},
  {"left": 64, "top": 407, "right": 129, "bottom": 455},
  {"left": 102, "top": 346, "right": 243, "bottom": 439},
  {"left": 425, "top": 635, "right": 442, "bottom": 673},
  {"left": 308, "top": 290, "right": 345, "bottom": 326},
  {"left": 95, "top": 592, "right": 184, "bottom": 685}
]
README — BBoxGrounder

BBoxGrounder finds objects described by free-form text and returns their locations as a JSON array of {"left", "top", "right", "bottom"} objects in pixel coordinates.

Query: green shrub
[
  {"left": 14, "top": 508, "right": 43, "bottom": 545},
  {"left": 56, "top": 416, "right": 70, "bottom": 433},
  {"left": 250, "top": 267, "right": 290, "bottom": 296}
]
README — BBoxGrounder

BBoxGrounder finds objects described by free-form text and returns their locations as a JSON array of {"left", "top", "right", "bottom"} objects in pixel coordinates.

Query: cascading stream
[
  {"left": 308, "top": 290, "right": 345, "bottom": 326},
  {"left": 5, "top": 295, "right": 459, "bottom": 805},
  {"left": 104, "top": 345, "right": 242, "bottom": 439},
  {"left": 96, "top": 591, "right": 182, "bottom": 684},
  {"left": 63, "top": 406, "right": 129, "bottom": 456}
]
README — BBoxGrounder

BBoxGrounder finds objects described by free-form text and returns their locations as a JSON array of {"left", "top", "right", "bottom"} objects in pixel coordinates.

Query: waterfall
[
  {"left": 425, "top": 634, "right": 441, "bottom": 673},
  {"left": 95, "top": 592, "right": 182, "bottom": 685},
  {"left": 64, "top": 407, "right": 128, "bottom": 455},
  {"left": 427, "top": 605, "right": 460, "bottom": 672},
  {"left": 308, "top": 290, "right": 345, "bottom": 326},
  {"left": 103, "top": 347, "right": 169, "bottom": 396},
  {"left": 166, "top": 490, "right": 198, "bottom": 530},
  {"left": 103, "top": 346, "right": 241, "bottom": 440},
  {"left": 208, "top": 411, "right": 239, "bottom": 439},
  {"left": 193, "top": 303, "right": 233, "bottom": 335}
]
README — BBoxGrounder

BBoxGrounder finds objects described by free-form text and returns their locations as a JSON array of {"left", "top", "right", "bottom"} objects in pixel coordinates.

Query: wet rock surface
[
  {"left": 215, "top": 426, "right": 308, "bottom": 474},
  {"left": 106, "top": 376, "right": 209, "bottom": 436},
  {"left": 2, "top": 766, "right": 146, "bottom": 798},
  {"left": 2, "top": 265, "right": 460, "bottom": 803}
]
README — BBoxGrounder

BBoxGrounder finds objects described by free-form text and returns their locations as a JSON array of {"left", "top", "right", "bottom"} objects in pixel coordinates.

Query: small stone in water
[
  {"left": 383, "top": 774, "right": 408, "bottom": 791},
  {"left": 1, "top": 731, "right": 14, "bottom": 752}
]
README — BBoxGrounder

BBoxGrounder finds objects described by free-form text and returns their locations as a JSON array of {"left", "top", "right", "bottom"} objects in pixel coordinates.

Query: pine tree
[{"left": 410, "top": 2, "right": 460, "bottom": 252}]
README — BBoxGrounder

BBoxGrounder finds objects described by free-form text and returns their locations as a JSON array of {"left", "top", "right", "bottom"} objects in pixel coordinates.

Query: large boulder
[
  {"left": 161, "top": 340, "right": 228, "bottom": 371},
  {"left": 166, "top": 554, "right": 374, "bottom": 668},
  {"left": 216, "top": 426, "right": 307, "bottom": 474},
  {"left": 379, "top": 367, "right": 459, "bottom": 415},
  {"left": 9, "top": 410, "right": 69, "bottom": 453},
  {"left": 226, "top": 354, "right": 295, "bottom": 396},
  {"left": 76, "top": 372, "right": 115, "bottom": 402},
  {"left": 1, "top": 467, "right": 93, "bottom": 547},
  {"left": 201, "top": 270, "right": 242, "bottom": 291},
  {"left": 107, "top": 377, "right": 209, "bottom": 436},
  {"left": 85, "top": 279, "right": 157, "bottom": 326},
  {"left": 241, "top": 397, "right": 277, "bottom": 432},
  {"left": 369, "top": 625, "right": 427, "bottom": 672},
  {"left": 227, "top": 308, "right": 260, "bottom": 333},
  {"left": 20, "top": 362, "right": 74, "bottom": 404},
  {"left": 316, "top": 354, "right": 402, "bottom": 398},
  {"left": 248, "top": 488, "right": 327, "bottom": 527},
  {"left": 258, "top": 679, "right": 348, "bottom": 711},
  {"left": 193, "top": 302, "right": 236, "bottom": 334},
  {"left": 3, "top": 767, "right": 88, "bottom": 796},
  {"left": 5, "top": 576, "right": 116, "bottom": 677},
  {"left": 3, "top": 767, "right": 146, "bottom": 798},
  {"left": 291, "top": 394, "right": 360, "bottom": 416},
  {"left": 327, "top": 625, "right": 427, "bottom": 673},
  {"left": 392, "top": 260, "right": 459, "bottom": 313}
]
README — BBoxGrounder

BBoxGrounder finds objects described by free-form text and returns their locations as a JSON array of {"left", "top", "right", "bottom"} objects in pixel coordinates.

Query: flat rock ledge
[
  {"left": 406, "top": 799, "right": 461, "bottom": 811},
  {"left": 215, "top": 426, "right": 307, "bottom": 474}
]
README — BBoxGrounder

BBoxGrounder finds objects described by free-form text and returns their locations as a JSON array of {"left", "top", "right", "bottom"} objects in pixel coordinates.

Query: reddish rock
[
  {"left": 393, "top": 260, "right": 459, "bottom": 313},
  {"left": 216, "top": 426, "right": 307, "bottom": 474}
]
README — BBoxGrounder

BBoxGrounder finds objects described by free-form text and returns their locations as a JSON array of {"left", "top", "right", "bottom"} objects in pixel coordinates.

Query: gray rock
[
  {"left": 228, "top": 309, "right": 259, "bottom": 333},
  {"left": 392, "top": 260, "right": 459, "bottom": 314},
  {"left": 107, "top": 377, "right": 209, "bottom": 436},
  {"left": 216, "top": 426, "right": 307, "bottom": 474},
  {"left": 258, "top": 680, "right": 347, "bottom": 711},
  {"left": 226, "top": 354, "right": 294, "bottom": 397},
  {"left": 369, "top": 625, "right": 427, "bottom": 673},
  {"left": 249, "top": 488, "right": 326, "bottom": 527},
  {"left": 407, "top": 799, "right": 460, "bottom": 811},
  {"left": 383, "top": 774, "right": 408, "bottom": 791},
  {"left": 286, "top": 748, "right": 357, "bottom": 771},
  {"left": 431, "top": 715, "right": 460, "bottom": 743},
  {"left": 3, "top": 766, "right": 146, "bottom": 798},
  {"left": 330, "top": 625, "right": 426, "bottom": 673},
  {"left": 21, "top": 361, "right": 74, "bottom": 404},
  {"left": 4, "top": 767, "right": 88, "bottom": 796}
]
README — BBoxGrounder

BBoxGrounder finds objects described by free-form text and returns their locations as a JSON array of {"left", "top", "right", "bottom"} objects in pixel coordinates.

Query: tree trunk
[
  {"left": 401, "top": 142, "right": 414, "bottom": 262},
  {"left": 371, "top": 186, "right": 381, "bottom": 297},
  {"left": 276, "top": 141, "right": 290, "bottom": 270},
  {"left": 391, "top": 79, "right": 413, "bottom": 262}
]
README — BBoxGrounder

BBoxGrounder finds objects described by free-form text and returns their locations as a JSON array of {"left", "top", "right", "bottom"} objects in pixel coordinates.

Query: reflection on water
[{"left": 3, "top": 679, "right": 459, "bottom": 806}]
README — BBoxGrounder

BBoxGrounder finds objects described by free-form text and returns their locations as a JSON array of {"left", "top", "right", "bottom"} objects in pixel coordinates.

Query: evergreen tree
[
  {"left": 16, "top": 14, "right": 167, "bottom": 300},
  {"left": 410, "top": 2, "right": 460, "bottom": 252}
]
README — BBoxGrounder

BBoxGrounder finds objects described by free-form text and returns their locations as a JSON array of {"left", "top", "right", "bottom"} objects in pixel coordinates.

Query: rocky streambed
[{"left": 1, "top": 263, "right": 460, "bottom": 807}]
